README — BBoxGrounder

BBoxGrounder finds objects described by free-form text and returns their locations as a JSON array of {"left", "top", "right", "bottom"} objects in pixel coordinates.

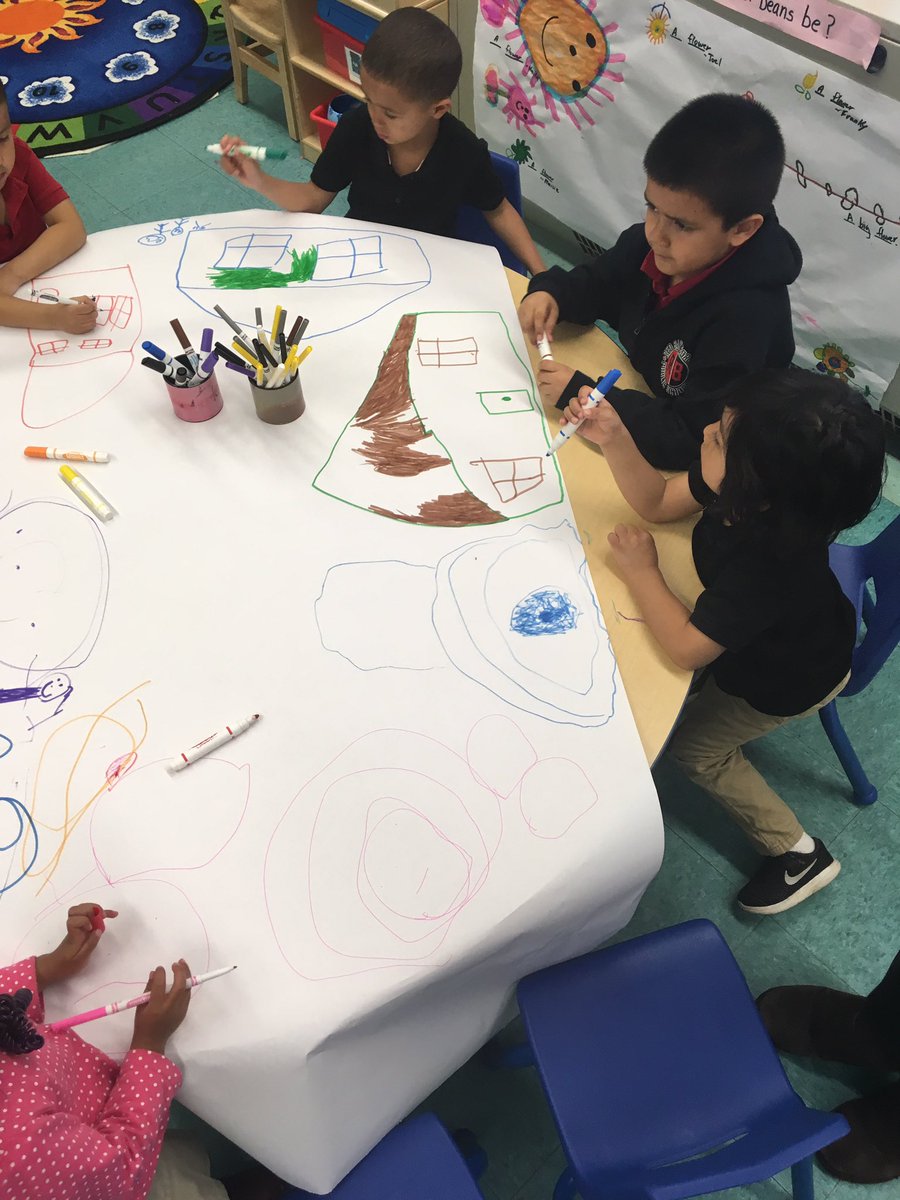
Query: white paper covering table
[{"left": 0, "top": 211, "right": 663, "bottom": 1192}]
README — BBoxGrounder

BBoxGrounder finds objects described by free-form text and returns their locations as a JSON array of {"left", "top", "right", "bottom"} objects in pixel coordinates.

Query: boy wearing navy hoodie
[{"left": 519, "top": 94, "right": 802, "bottom": 469}]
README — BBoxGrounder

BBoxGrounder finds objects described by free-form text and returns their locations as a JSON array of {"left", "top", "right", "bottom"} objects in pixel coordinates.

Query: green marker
[{"left": 207, "top": 144, "right": 288, "bottom": 162}]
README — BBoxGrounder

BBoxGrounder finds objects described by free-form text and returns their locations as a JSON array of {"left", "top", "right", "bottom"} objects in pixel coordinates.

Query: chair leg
[
  {"left": 790, "top": 1155, "right": 815, "bottom": 1200},
  {"left": 233, "top": 53, "right": 249, "bottom": 104},
  {"left": 553, "top": 1167, "right": 577, "bottom": 1200},
  {"left": 819, "top": 703, "right": 878, "bottom": 806}
]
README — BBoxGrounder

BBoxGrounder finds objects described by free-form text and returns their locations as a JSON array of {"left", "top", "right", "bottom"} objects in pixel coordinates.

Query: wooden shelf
[
  {"left": 302, "top": 134, "right": 323, "bottom": 162},
  {"left": 290, "top": 50, "right": 365, "bottom": 97}
]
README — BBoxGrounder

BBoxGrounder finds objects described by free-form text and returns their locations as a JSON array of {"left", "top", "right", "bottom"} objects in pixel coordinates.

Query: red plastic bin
[
  {"left": 311, "top": 100, "right": 339, "bottom": 151},
  {"left": 314, "top": 14, "right": 366, "bottom": 83}
]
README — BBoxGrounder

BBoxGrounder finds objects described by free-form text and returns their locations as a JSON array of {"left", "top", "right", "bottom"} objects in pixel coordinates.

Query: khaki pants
[
  {"left": 668, "top": 673, "right": 850, "bottom": 856},
  {"left": 148, "top": 1132, "right": 229, "bottom": 1200}
]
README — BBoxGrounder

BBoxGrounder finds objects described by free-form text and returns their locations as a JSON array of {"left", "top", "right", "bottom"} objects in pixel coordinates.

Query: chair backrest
[
  {"left": 517, "top": 920, "right": 801, "bottom": 1178},
  {"left": 287, "top": 1113, "right": 483, "bottom": 1199},
  {"left": 455, "top": 151, "right": 524, "bottom": 273},
  {"left": 829, "top": 512, "right": 900, "bottom": 696}
]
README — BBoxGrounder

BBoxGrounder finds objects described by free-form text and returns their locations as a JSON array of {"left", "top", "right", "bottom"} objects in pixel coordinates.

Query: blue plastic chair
[
  {"left": 820, "top": 514, "right": 900, "bottom": 805},
  {"left": 516, "top": 920, "right": 849, "bottom": 1200},
  {"left": 283, "top": 1113, "right": 485, "bottom": 1199},
  {"left": 455, "top": 150, "right": 524, "bottom": 273}
]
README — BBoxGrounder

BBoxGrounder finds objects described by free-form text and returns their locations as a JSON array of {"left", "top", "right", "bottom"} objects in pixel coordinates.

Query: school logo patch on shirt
[{"left": 660, "top": 339, "right": 691, "bottom": 395}]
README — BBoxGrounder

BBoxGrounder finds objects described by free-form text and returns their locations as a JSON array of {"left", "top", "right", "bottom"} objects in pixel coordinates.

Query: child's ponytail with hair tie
[{"left": 0, "top": 989, "right": 44, "bottom": 1055}]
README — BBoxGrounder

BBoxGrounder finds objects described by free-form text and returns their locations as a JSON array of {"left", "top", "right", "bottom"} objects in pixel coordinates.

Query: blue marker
[
  {"left": 142, "top": 340, "right": 175, "bottom": 368},
  {"left": 545, "top": 368, "right": 622, "bottom": 457}
]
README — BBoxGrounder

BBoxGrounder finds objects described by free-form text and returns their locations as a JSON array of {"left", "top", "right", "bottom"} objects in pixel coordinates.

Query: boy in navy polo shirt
[
  {"left": 519, "top": 94, "right": 801, "bottom": 469},
  {"left": 0, "top": 83, "right": 97, "bottom": 333},
  {"left": 218, "top": 8, "right": 545, "bottom": 274}
]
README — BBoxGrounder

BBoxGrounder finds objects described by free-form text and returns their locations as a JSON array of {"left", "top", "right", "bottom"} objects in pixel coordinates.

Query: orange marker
[{"left": 26, "top": 447, "right": 109, "bottom": 464}]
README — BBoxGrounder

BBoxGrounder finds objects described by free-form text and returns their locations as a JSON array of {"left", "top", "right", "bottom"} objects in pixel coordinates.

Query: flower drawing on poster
[{"left": 479, "top": 0, "right": 625, "bottom": 130}]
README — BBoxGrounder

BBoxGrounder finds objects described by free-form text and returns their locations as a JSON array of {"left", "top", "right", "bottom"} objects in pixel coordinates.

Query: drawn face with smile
[{"left": 518, "top": 0, "right": 608, "bottom": 97}]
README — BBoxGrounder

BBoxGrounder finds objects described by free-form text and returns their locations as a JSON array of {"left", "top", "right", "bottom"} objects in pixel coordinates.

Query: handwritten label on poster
[{"left": 712, "top": 0, "right": 880, "bottom": 67}]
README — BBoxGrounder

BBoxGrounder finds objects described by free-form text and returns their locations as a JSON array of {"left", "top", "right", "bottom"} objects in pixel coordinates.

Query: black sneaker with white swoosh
[{"left": 737, "top": 839, "right": 841, "bottom": 915}]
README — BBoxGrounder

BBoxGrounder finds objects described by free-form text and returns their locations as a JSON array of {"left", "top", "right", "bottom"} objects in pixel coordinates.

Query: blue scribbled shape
[
  {"left": 510, "top": 589, "right": 579, "bottom": 637},
  {"left": 0, "top": 797, "right": 38, "bottom": 894}
]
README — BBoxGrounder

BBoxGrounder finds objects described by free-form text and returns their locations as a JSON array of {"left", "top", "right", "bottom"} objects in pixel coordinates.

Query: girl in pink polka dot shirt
[{"left": 0, "top": 901, "right": 197, "bottom": 1200}]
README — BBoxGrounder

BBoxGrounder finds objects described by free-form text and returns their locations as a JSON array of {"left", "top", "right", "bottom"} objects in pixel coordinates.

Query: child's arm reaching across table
[
  {"left": 1, "top": 903, "right": 192, "bottom": 1200},
  {"left": 482, "top": 198, "right": 545, "bottom": 276},
  {"left": 566, "top": 386, "right": 724, "bottom": 672},
  {"left": 218, "top": 135, "right": 336, "bottom": 213}
]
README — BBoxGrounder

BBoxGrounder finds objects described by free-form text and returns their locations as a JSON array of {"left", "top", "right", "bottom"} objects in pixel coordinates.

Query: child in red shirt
[{"left": 0, "top": 81, "right": 96, "bottom": 333}]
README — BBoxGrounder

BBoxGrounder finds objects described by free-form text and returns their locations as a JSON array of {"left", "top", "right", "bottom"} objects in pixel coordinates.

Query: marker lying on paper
[
  {"left": 545, "top": 368, "right": 622, "bottom": 457},
  {"left": 169, "top": 714, "right": 260, "bottom": 772},
  {"left": 59, "top": 466, "right": 115, "bottom": 522},
  {"left": 25, "top": 447, "right": 109, "bottom": 463},
  {"left": 537, "top": 334, "right": 553, "bottom": 361},
  {"left": 47, "top": 965, "right": 237, "bottom": 1034},
  {"left": 206, "top": 143, "right": 287, "bottom": 161}
]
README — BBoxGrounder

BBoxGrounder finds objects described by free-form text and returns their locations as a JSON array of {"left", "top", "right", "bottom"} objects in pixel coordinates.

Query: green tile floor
[{"left": 49, "top": 78, "right": 900, "bottom": 1200}]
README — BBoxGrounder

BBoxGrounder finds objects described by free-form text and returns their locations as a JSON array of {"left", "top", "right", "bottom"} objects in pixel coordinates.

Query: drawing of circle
[
  {"left": 0, "top": 733, "right": 12, "bottom": 759},
  {"left": 0, "top": 501, "right": 109, "bottom": 670},
  {"left": 466, "top": 715, "right": 536, "bottom": 798},
  {"left": 0, "top": 796, "right": 38, "bottom": 894},
  {"left": 361, "top": 807, "right": 473, "bottom": 920},
  {"left": 519, "top": 759, "right": 598, "bottom": 838},
  {"left": 138, "top": 234, "right": 167, "bottom": 246}
]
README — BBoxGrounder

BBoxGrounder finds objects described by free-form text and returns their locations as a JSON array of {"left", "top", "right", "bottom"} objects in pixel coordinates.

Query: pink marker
[
  {"left": 90, "top": 906, "right": 105, "bottom": 933},
  {"left": 47, "top": 965, "right": 237, "bottom": 1033}
]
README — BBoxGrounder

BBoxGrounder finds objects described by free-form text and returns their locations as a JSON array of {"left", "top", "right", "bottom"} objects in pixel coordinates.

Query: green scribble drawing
[{"left": 208, "top": 245, "right": 319, "bottom": 289}]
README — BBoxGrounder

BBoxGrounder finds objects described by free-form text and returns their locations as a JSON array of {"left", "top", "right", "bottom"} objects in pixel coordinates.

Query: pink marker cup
[{"left": 165, "top": 373, "right": 223, "bottom": 423}]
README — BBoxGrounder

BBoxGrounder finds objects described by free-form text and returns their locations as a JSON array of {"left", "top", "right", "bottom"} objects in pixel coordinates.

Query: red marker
[{"left": 90, "top": 906, "right": 106, "bottom": 933}]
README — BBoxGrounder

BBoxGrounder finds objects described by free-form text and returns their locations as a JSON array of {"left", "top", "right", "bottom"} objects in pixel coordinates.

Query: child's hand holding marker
[
  {"left": 34, "top": 902, "right": 118, "bottom": 990},
  {"left": 546, "top": 369, "right": 622, "bottom": 456},
  {"left": 559, "top": 377, "right": 627, "bottom": 449},
  {"left": 518, "top": 290, "right": 560, "bottom": 345},
  {"left": 28, "top": 291, "right": 97, "bottom": 333},
  {"left": 216, "top": 136, "right": 266, "bottom": 188}
]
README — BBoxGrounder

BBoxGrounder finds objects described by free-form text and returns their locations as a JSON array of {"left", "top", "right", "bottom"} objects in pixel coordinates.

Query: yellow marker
[
  {"left": 293, "top": 344, "right": 313, "bottom": 371},
  {"left": 270, "top": 304, "right": 282, "bottom": 348},
  {"left": 232, "top": 340, "right": 264, "bottom": 372},
  {"left": 282, "top": 342, "right": 299, "bottom": 373},
  {"left": 59, "top": 466, "right": 115, "bottom": 522},
  {"left": 256, "top": 364, "right": 264, "bottom": 387}
]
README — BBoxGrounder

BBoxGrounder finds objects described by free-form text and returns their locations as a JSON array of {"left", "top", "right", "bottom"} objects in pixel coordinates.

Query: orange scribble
[{"left": 21, "top": 682, "right": 150, "bottom": 894}]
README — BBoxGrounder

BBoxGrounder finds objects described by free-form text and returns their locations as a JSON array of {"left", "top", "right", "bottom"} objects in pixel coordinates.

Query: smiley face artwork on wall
[{"left": 480, "top": 0, "right": 625, "bottom": 132}]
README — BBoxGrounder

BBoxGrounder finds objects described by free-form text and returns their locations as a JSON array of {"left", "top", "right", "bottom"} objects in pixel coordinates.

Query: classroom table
[
  {"left": 505, "top": 269, "right": 702, "bottom": 763},
  {"left": 0, "top": 212, "right": 682, "bottom": 1192}
]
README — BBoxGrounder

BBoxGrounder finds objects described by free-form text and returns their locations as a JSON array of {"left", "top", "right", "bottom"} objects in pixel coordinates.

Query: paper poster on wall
[{"left": 473, "top": 0, "right": 899, "bottom": 402}]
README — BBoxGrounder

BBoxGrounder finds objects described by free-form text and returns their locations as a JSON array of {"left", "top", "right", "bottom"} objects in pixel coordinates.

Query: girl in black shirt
[{"left": 563, "top": 368, "right": 885, "bottom": 914}]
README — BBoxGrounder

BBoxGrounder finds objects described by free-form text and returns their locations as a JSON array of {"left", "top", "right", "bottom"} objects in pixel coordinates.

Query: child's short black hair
[
  {"left": 717, "top": 369, "right": 885, "bottom": 553},
  {"left": 361, "top": 9, "right": 462, "bottom": 105},
  {"left": 644, "top": 94, "right": 786, "bottom": 227}
]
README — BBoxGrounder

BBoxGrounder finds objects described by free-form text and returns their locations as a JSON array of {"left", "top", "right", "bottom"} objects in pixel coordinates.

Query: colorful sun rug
[{"left": 0, "top": 0, "right": 231, "bottom": 155}]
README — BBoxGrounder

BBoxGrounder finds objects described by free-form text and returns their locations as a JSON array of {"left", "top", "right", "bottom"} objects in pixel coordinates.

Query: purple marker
[{"left": 195, "top": 351, "right": 219, "bottom": 381}]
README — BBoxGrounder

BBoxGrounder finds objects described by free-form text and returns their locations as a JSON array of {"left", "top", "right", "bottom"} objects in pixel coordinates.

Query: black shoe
[
  {"left": 757, "top": 986, "right": 900, "bottom": 1070},
  {"left": 737, "top": 839, "right": 840, "bottom": 914},
  {"left": 818, "top": 1082, "right": 900, "bottom": 1183}
]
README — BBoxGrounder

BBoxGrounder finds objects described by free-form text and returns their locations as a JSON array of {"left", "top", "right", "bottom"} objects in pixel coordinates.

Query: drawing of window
[
  {"left": 213, "top": 233, "right": 292, "bottom": 271},
  {"left": 313, "top": 235, "right": 385, "bottom": 281},
  {"left": 79, "top": 338, "right": 113, "bottom": 350},
  {"left": 470, "top": 456, "right": 545, "bottom": 503},
  {"left": 96, "top": 295, "right": 134, "bottom": 329},
  {"left": 36, "top": 339, "right": 69, "bottom": 355},
  {"left": 417, "top": 337, "right": 478, "bottom": 367},
  {"left": 479, "top": 389, "right": 534, "bottom": 415}
]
